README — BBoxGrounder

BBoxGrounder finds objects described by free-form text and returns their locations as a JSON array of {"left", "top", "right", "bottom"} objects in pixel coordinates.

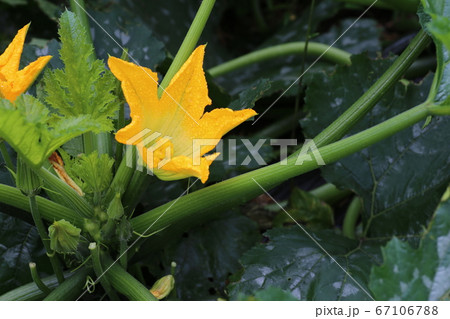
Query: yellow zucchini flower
[
  {"left": 109, "top": 45, "right": 257, "bottom": 183},
  {"left": 0, "top": 24, "right": 52, "bottom": 102}
]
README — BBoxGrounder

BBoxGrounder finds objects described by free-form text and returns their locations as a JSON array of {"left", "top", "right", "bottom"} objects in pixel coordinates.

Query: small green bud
[
  {"left": 149, "top": 275, "right": 175, "bottom": 300},
  {"left": 16, "top": 157, "right": 42, "bottom": 196},
  {"left": 48, "top": 219, "right": 81, "bottom": 254},
  {"left": 83, "top": 218, "right": 102, "bottom": 242},
  {"left": 107, "top": 193, "right": 124, "bottom": 220}
]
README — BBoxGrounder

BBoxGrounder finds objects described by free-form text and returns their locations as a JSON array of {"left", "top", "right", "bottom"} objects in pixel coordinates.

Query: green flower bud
[
  {"left": 48, "top": 219, "right": 81, "bottom": 254},
  {"left": 16, "top": 156, "right": 42, "bottom": 196},
  {"left": 83, "top": 218, "right": 102, "bottom": 242},
  {"left": 107, "top": 193, "right": 124, "bottom": 220},
  {"left": 149, "top": 275, "right": 175, "bottom": 300}
]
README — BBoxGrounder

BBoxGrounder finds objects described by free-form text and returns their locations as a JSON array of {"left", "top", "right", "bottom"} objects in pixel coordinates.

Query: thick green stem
[
  {"left": 102, "top": 256, "right": 157, "bottom": 301},
  {"left": 89, "top": 243, "right": 119, "bottom": 300},
  {"left": 342, "top": 196, "right": 362, "bottom": 239},
  {"left": 158, "top": 0, "right": 216, "bottom": 96},
  {"left": 29, "top": 196, "right": 65, "bottom": 284},
  {"left": 310, "top": 29, "right": 431, "bottom": 149},
  {"left": 0, "top": 184, "right": 82, "bottom": 226},
  {"left": 310, "top": 183, "right": 352, "bottom": 204},
  {"left": 44, "top": 267, "right": 90, "bottom": 301},
  {"left": 0, "top": 140, "right": 14, "bottom": 173},
  {"left": 29, "top": 262, "right": 51, "bottom": 295},
  {"left": 105, "top": 148, "right": 137, "bottom": 204},
  {"left": 208, "top": 42, "right": 351, "bottom": 78},
  {"left": 131, "top": 103, "right": 431, "bottom": 235},
  {"left": 0, "top": 272, "right": 73, "bottom": 301},
  {"left": 37, "top": 167, "right": 92, "bottom": 218}
]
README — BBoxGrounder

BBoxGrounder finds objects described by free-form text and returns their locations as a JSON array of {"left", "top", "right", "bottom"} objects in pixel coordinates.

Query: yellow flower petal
[
  {"left": 0, "top": 24, "right": 52, "bottom": 102},
  {"left": 153, "top": 153, "right": 220, "bottom": 183},
  {"left": 109, "top": 45, "right": 256, "bottom": 183},
  {"left": 0, "top": 24, "right": 29, "bottom": 79}
]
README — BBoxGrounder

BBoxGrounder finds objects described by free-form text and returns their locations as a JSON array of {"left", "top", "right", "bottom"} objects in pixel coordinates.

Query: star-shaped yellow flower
[
  {"left": 109, "top": 45, "right": 257, "bottom": 183},
  {"left": 0, "top": 24, "right": 52, "bottom": 102}
]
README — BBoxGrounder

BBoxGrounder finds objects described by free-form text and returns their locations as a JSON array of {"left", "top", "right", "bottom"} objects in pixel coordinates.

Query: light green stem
[
  {"left": 310, "top": 29, "right": 430, "bottom": 149},
  {"left": 0, "top": 184, "right": 82, "bottom": 226},
  {"left": 0, "top": 272, "right": 73, "bottom": 301},
  {"left": 208, "top": 42, "right": 351, "bottom": 77},
  {"left": 158, "top": 0, "right": 216, "bottom": 96},
  {"left": 131, "top": 103, "right": 431, "bottom": 235},
  {"left": 44, "top": 267, "right": 89, "bottom": 301},
  {"left": 310, "top": 183, "right": 352, "bottom": 204},
  {"left": 29, "top": 262, "right": 51, "bottom": 295},
  {"left": 89, "top": 243, "right": 119, "bottom": 300},
  {"left": 102, "top": 256, "right": 158, "bottom": 301},
  {"left": 342, "top": 196, "right": 362, "bottom": 239}
]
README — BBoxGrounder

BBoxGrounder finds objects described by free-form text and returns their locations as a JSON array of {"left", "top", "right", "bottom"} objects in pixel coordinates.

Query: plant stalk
[
  {"left": 342, "top": 196, "right": 362, "bottom": 239},
  {"left": 158, "top": 0, "right": 216, "bottom": 96},
  {"left": 208, "top": 42, "right": 351, "bottom": 77},
  {"left": 102, "top": 255, "right": 158, "bottom": 301},
  {"left": 310, "top": 29, "right": 431, "bottom": 149},
  {"left": 28, "top": 196, "right": 65, "bottom": 284},
  {"left": 131, "top": 103, "right": 431, "bottom": 235}
]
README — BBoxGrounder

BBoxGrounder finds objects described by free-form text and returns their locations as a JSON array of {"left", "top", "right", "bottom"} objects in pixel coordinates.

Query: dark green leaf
[
  {"left": 273, "top": 187, "right": 334, "bottom": 229},
  {"left": 228, "top": 227, "right": 381, "bottom": 300},
  {"left": 301, "top": 55, "right": 450, "bottom": 237},
  {"left": 90, "top": 8, "right": 166, "bottom": 70},
  {"left": 0, "top": 213, "right": 47, "bottom": 294},
  {"left": 235, "top": 286, "right": 298, "bottom": 301},
  {"left": 228, "top": 79, "right": 272, "bottom": 111},
  {"left": 369, "top": 197, "right": 450, "bottom": 300}
]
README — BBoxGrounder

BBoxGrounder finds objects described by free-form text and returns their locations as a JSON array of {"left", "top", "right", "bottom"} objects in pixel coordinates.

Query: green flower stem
[
  {"left": 89, "top": 243, "right": 119, "bottom": 300},
  {"left": 310, "top": 183, "right": 352, "bottom": 205},
  {"left": 131, "top": 103, "right": 431, "bottom": 235},
  {"left": 44, "top": 267, "right": 90, "bottom": 301},
  {"left": 28, "top": 196, "right": 65, "bottom": 284},
  {"left": 158, "top": 0, "right": 216, "bottom": 96},
  {"left": 37, "top": 167, "right": 93, "bottom": 218},
  {"left": 102, "top": 255, "right": 158, "bottom": 301},
  {"left": 0, "top": 184, "right": 83, "bottom": 226},
  {"left": 208, "top": 42, "right": 351, "bottom": 78},
  {"left": 310, "top": 29, "right": 431, "bottom": 149},
  {"left": 114, "top": 103, "right": 126, "bottom": 171},
  {"left": 0, "top": 140, "right": 14, "bottom": 173},
  {"left": 0, "top": 272, "right": 73, "bottom": 301},
  {"left": 29, "top": 262, "right": 51, "bottom": 295},
  {"left": 342, "top": 196, "right": 362, "bottom": 239},
  {"left": 105, "top": 148, "right": 137, "bottom": 204}
]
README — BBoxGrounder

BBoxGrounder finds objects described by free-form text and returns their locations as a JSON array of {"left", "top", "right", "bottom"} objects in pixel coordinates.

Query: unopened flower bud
[
  {"left": 48, "top": 219, "right": 81, "bottom": 254},
  {"left": 149, "top": 275, "right": 175, "bottom": 300},
  {"left": 107, "top": 193, "right": 124, "bottom": 220}
]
